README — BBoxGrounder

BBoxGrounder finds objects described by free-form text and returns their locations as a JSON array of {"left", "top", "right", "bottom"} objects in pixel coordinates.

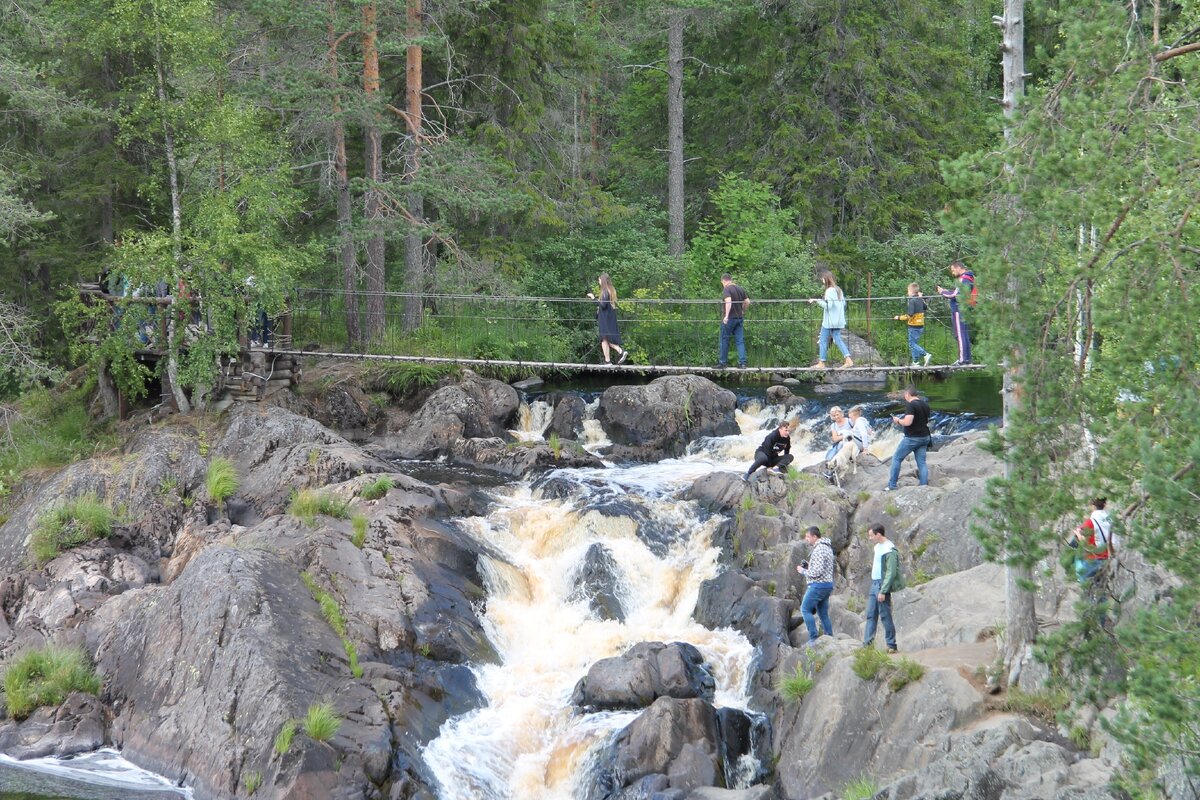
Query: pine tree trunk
[
  {"left": 328, "top": 1, "right": 360, "bottom": 349},
  {"left": 999, "top": 0, "right": 1034, "bottom": 687},
  {"left": 362, "top": 2, "right": 386, "bottom": 344},
  {"left": 402, "top": 0, "right": 424, "bottom": 332},
  {"left": 666, "top": 10, "right": 685, "bottom": 259}
]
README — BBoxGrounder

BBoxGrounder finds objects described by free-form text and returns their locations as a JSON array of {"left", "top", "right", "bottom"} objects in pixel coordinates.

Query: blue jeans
[
  {"left": 907, "top": 326, "right": 928, "bottom": 361},
  {"left": 863, "top": 579, "right": 896, "bottom": 649},
  {"left": 719, "top": 318, "right": 746, "bottom": 366},
  {"left": 801, "top": 582, "right": 834, "bottom": 640},
  {"left": 888, "top": 435, "right": 931, "bottom": 489},
  {"left": 818, "top": 327, "right": 850, "bottom": 361}
]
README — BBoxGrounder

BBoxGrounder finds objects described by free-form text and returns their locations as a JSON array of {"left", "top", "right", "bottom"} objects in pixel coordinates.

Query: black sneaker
[{"left": 617, "top": 351, "right": 629, "bottom": 365}]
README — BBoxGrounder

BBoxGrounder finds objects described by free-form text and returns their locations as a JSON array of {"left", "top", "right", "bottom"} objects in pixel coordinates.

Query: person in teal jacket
[
  {"left": 808, "top": 271, "right": 853, "bottom": 369},
  {"left": 863, "top": 523, "right": 901, "bottom": 653}
]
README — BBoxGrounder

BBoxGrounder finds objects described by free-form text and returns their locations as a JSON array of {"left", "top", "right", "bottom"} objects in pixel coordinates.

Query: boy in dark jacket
[{"left": 744, "top": 422, "right": 793, "bottom": 480}]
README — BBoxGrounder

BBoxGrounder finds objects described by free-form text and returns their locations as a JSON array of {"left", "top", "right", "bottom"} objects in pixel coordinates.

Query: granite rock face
[{"left": 596, "top": 375, "right": 739, "bottom": 461}]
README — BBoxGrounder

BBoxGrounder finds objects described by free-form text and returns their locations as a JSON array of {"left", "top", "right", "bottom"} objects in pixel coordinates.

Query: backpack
[
  {"left": 886, "top": 550, "right": 906, "bottom": 592},
  {"left": 965, "top": 272, "right": 978, "bottom": 307}
]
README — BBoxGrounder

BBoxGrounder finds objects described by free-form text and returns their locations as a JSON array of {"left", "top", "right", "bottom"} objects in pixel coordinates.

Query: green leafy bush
[
  {"left": 359, "top": 476, "right": 394, "bottom": 501},
  {"left": 205, "top": 457, "right": 238, "bottom": 508},
  {"left": 3, "top": 646, "right": 101, "bottom": 719},
  {"left": 289, "top": 489, "right": 350, "bottom": 527},
  {"left": 30, "top": 494, "right": 114, "bottom": 565},
  {"left": 303, "top": 702, "right": 341, "bottom": 742}
]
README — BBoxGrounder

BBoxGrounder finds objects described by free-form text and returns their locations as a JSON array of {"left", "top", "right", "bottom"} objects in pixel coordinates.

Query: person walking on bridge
[
  {"left": 744, "top": 421, "right": 793, "bottom": 480},
  {"left": 937, "top": 261, "right": 975, "bottom": 365},
  {"left": 894, "top": 283, "right": 932, "bottom": 367},
  {"left": 586, "top": 273, "right": 629, "bottom": 365},
  {"left": 718, "top": 273, "right": 750, "bottom": 368},
  {"left": 809, "top": 271, "right": 853, "bottom": 369}
]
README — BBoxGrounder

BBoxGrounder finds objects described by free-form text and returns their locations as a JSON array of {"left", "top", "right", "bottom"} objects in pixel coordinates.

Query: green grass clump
[
  {"left": 359, "top": 476, "right": 395, "bottom": 501},
  {"left": 852, "top": 645, "right": 892, "bottom": 680},
  {"left": 3, "top": 646, "right": 101, "bottom": 719},
  {"left": 777, "top": 666, "right": 815, "bottom": 704},
  {"left": 888, "top": 657, "right": 926, "bottom": 691},
  {"left": 303, "top": 702, "right": 341, "bottom": 742},
  {"left": 301, "top": 572, "right": 361, "bottom": 678},
  {"left": 548, "top": 431, "right": 562, "bottom": 459},
  {"left": 204, "top": 457, "right": 239, "bottom": 508},
  {"left": 840, "top": 775, "right": 879, "bottom": 800},
  {"left": 1002, "top": 687, "right": 1070, "bottom": 722},
  {"left": 852, "top": 646, "right": 926, "bottom": 692},
  {"left": 289, "top": 489, "right": 351, "bottom": 527},
  {"left": 30, "top": 494, "right": 114, "bottom": 565},
  {"left": 273, "top": 719, "right": 297, "bottom": 756},
  {"left": 0, "top": 382, "right": 116, "bottom": 484},
  {"left": 242, "top": 772, "right": 262, "bottom": 795},
  {"left": 350, "top": 515, "right": 368, "bottom": 548}
]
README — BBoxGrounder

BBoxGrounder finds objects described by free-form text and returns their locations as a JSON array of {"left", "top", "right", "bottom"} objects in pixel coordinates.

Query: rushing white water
[
  {"left": 424, "top": 398, "right": 814, "bottom": 800},
  {"left": 0, "top": 749, "right": 191, "bottom": 797},
  {"left": 511, "top": 400, "right": 555, "bottom": 442}
]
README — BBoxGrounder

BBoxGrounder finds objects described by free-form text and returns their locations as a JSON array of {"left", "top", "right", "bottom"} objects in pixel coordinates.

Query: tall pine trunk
[
  {"left": 999, "top": 0, "right": 1034, "bottom": 687},
  {"left": 362, "top": 3, "right": 386, "bottom": 344},
  {"left": 328, "top": 0, "right": 360, "bottom": 349},
  {"left": 402, "top": 0, "right": 424, "bottom": 332},
  {"left": 666, "top": 10, "right": 685, "bottom": 259}
]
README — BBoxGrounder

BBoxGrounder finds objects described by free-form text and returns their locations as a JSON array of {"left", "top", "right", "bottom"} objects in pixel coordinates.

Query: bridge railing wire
[{"left": 288, "top": 289, "right": 962, "bottom": 368}]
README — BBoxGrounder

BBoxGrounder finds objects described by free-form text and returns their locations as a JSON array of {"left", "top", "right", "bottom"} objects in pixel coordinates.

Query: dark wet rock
[
  {"left": 382, "top": 371, "right": 520, "bottom": 459},
  {"left": 582, "top": 497, "right": 680, "bottom": 558},
  {"left": 597, "top": 376, "right": 738, "bottom": 461},
  {"left": 449, "top": 436, "right": 603, "bottom": 477},
  {"left": 572, "top": 642, "right": 715, "bottom": 712},
  {"left": 307, "top": 383, "right": 384, "bottom": 439},
  {"left": 599, "top": 697, "right": 722, "bottom": 796},
  {"left": 714, "top": 708, "right": 771, "bottom": 790},
  {"left": 569, "top": 543, "right": 626, "bottom": 622},
  {"left": 693, "top": 571, "right": 792, "bottom": 675},
  {"left": 765, "top": 386, "right": 804, "bottom": 409},
  {"left": 0, "top": 692, "right": 105, "bottom": 759},
  {"left": 549, "top": 394, "right": 587, "bottom": 440},
  {"left": 511, "top": 376, "right": 543, "bottom": 391}
]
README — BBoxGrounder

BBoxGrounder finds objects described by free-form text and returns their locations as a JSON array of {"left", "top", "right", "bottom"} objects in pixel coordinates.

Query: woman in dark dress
[{"left": 586, "top": 273, "right": 629, "bottom": 365}]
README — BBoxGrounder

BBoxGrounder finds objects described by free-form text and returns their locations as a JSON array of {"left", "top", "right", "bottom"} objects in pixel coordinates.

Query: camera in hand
[{"left": 801, "top": 560, "right": 809, "bottom": 569}]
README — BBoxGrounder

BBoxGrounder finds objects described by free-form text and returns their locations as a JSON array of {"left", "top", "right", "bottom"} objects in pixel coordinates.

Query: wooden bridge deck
[{"left": 268, "top": 349, "right": 987, "bottom": 377}]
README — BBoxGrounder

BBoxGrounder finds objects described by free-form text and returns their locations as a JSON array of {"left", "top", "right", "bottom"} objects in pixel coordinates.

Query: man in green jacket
[{"left": 863, "top": 523, "right": 900, "bottom": 653}]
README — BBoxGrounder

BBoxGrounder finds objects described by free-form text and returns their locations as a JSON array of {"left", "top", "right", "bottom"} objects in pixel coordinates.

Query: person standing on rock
[
  {"left": 1069, "top": 497, "right": 1114, "bottom": 586},
  {"left": 586, "top": 273, "right": 629, "bottom": 366},
  {"left": 718, "top": 273, "right": 750, "bottom": 368},
  {"left": 936, "top": 261, "right": 975, "bottom": 365},
  {"left": 863, "top": 523, "right": 900, "bottom": 654},
  {"left": 796, "top": 526, "right": 836, "bottom": 642},
  {"left": 885, "top": 385, "right": 932, "bottom": 492},
  {"left": 744, "top": 421, "right": 793, "bottom": 480},
  {"left": 808, "top": 271, "right": 853, "bottom": 369},
  {"left": 894, "top": 283, "right": 932, "bottom": 367}
]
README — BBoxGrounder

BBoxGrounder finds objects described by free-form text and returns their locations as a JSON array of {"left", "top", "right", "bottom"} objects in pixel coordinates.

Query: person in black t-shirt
[
  {"left": 744, "top": 422, "right": 793, "bottom": 480},
  {"left": 885, "top": 385, "right": 932, "bottom": 490},
  {"left": 718, "top": 273, "right": 750, "bottom": 368}
]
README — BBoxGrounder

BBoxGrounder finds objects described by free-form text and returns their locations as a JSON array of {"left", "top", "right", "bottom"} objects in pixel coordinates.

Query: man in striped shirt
[{"left": 796, "top": 526, "right": 836, "bottom": 643}]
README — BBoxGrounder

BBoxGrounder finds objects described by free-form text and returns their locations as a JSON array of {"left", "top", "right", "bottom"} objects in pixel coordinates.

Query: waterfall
[{"left": 511, "top": 400, "right": 555, "bottom": 442}]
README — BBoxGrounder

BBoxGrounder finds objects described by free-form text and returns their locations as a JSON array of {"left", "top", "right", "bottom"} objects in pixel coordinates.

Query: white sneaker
[
  {"left": 910, "top": 361, "right": 920, "bottom": 367},
  {"left": 923, "top": 353, "right": 933, "bottom": 366}
]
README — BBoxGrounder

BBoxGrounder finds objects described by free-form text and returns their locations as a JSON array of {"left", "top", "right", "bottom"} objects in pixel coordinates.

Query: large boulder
[
  {"left": 383, "top": 371, "right": 520, "bottom": 459},
  {"left": 548, "top": 394, "right": 587, "bottom": 441},
  {"left": 572, "top": 642, "right": 716, "bottom": 712},
  {"left": 0, "top": 691, "right": 105, "bottom": 759},
  {"left": 448, "top": 436, "right": 604, "bottom": 477},
  {"left": 693, "top": 571, "right": 793, "bottom": 677},
  {"left": 569, "top": 543, "right": 626, "bottom": 622},
  {"left": 597, "top": 376, "right": 738, "bottom": 461}
]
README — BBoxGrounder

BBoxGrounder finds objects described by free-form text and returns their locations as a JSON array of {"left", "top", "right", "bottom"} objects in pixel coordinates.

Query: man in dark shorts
[
  {"left": 885, "top": 385, "right": 932, "bottom": 491},
  {"left": 719, "top": 273, "right": 750, "bottom": 368},
  {"left": 744, "top": 422, "right": 793, "bottom": 480}
]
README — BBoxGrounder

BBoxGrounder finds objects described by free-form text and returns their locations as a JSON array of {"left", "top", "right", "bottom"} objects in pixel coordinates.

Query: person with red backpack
[{"left": 937, "top": 261, "right": 975, "bottom": 365}]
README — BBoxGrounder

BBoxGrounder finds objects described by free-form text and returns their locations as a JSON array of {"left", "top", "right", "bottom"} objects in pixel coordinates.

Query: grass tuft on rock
[
  {"left": 853, "top": 646, "right": 926, "bottom": 692},
  {"left": 350, "top": 514, "right": 368, "bottom": 548},
  {"left": 303, "top": 702, "right": 341, "bottom": 742},
  {"left": 204, "top": 457, "right": 239, "bottom": 508},
  {"left": 289, "top": 489, "right": 351, "bottom": 527},
  {"left": 840, "top": 775, "right": 879, "bottom": 800},
  {"left": 359, "top": 476, "right": 394, "bottom": 501},
  {"left": 273, "top": 719, "right": 297, "bottom": 756},
  {"left": 30, "top": 494, "right": 114, "bottom": 565},
  {"left": 777, "top": 666, "right": 815, "bottom": 704},
  {"left": 3, "top": 646, "right": 101, "bottom": 719}
]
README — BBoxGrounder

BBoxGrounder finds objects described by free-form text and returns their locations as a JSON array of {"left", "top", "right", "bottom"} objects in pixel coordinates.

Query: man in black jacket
[{"left": 744, "top": 422, "right": 793, "bottom": 480}]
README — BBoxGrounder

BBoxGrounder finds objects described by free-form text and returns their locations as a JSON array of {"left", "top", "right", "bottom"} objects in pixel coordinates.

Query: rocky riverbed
[{"left": 0, "top": 369, "right": 1157, "bottom": 799}]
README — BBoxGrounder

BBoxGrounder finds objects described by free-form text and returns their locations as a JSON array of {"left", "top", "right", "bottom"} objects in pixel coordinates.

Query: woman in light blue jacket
[{"left": 808, "top": 271, "right": 853, "bottom": 368}]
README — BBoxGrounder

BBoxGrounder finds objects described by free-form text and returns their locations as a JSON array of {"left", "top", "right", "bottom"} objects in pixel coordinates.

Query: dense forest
[{"left": 2, "top": 0, "right": 1200, "bottom": 795}]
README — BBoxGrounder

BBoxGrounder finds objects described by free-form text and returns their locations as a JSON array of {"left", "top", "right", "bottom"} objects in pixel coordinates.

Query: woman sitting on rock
[{"left": 826, "top": 405, "right": 873, "bottom": 484}]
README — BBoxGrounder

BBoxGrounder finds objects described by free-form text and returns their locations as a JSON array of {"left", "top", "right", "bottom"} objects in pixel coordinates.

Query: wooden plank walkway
[{"left": 268, "top": 349, "right": 988, "bottom": 377}]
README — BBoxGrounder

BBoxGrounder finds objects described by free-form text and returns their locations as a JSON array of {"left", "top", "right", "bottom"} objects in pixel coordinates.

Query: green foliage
[
  {"left": 289, "top": 490, "right": 350, "bottom": 527},
  {"left": 852, "top": 646, "right": 891, "bottom": 680},
  {"left": 242, "top": 772, "right": 262, "bottom": 795},
  {"left": 1002, "top": 688, "right": 1069, "bottom": 723},
  {"left": 777, "top": 666, "right": 815, "bottom": 705},
  {"left": 852, "top": 646, "right": 925, "bottom": 692},
  {"left": 365, "top": 363, "right": 459, "bottom": 397},
  {"left": 845, "top": 595, "right": 865, "bottom": 615},
  {"left": 840, "top": 775, "right": 879, "bottom": 800},
  {"left": 3, "top": 646, "right": 101, "bottom": 719},
  {"left": 908, "top": 568, "right": 936, "bottom": 587},
  {"left": 350, "top": 515, "right": 368, "bottom": 549},
  {"left": 888, "top": 658, "right": 926, "bottom": 692},
  {"left": 204, "top": 457, "right": 238, "bottom": 508},
  {"left": 303, "top": 702, "right": 341, "bottom": 743},
  {"left": 547, "top": 431, "right": 562, "bottom": 460},
  {"left": 301, "top": 571, "right": 361, "bottom": 679},
  {"left": 0, "top": 383, "right": 114, "bottom": 484},
  {"left": 30, "top": 494, "right": 114, "bottom": 565},
  {"left": 273, "top": 719, "right": 297, "bottom": 756},
  {"left": 359, "top": 476, "right": 394, "bottom": 501}
]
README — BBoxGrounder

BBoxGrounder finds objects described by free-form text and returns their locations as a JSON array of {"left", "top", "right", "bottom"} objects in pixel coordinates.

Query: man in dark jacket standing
[{"left": 744, "top": 422, "right": 792, "bottom": 480}]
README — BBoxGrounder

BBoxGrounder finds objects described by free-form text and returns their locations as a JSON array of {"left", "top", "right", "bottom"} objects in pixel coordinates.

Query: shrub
[
  {"left": 888, "top": 658, "right": 926, "bottom": 691},
  {"left": 840, "top": 775, "right": 879, "bottom": 800},
  {"left": 205, "top": 457, "right": 239, "bottom": 508},
  {"left": 1002, "top": 687, "right": 1069, "bottom": 722},
  {"left": 359, "top": 476, "right": 394, "bottom": 501},
  {"left": 273, "top": 719, "right": 297, "bottom": 756},
  {"left": 350, "top": 515, "right": 368, "bottom": 549},
  {"left": 243, "top": 772, "right": 262, "bottom": 795},
  {"left": 303, "top": 702, "right": 341, "bottom": 742},
  {"left": 852, "top": 646, "right": 891, "bottom": 680},
  {"left": 548, "top": 431, "right": 562, "bottom": 459},
  {"left": 777, "top": 666, "right": 815, "bottom": 704},
  {"left": 30, "top": 494, "right": 114, "bottom": 565},
  {"left": 3, "top": 646, "right": 101, "bottom": 719},
  {"left": 853, "top": 646, "right": 926, "bottom": 693},
  {"left": 289, "top": 489, "right": 350, "bottom": 527}
]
